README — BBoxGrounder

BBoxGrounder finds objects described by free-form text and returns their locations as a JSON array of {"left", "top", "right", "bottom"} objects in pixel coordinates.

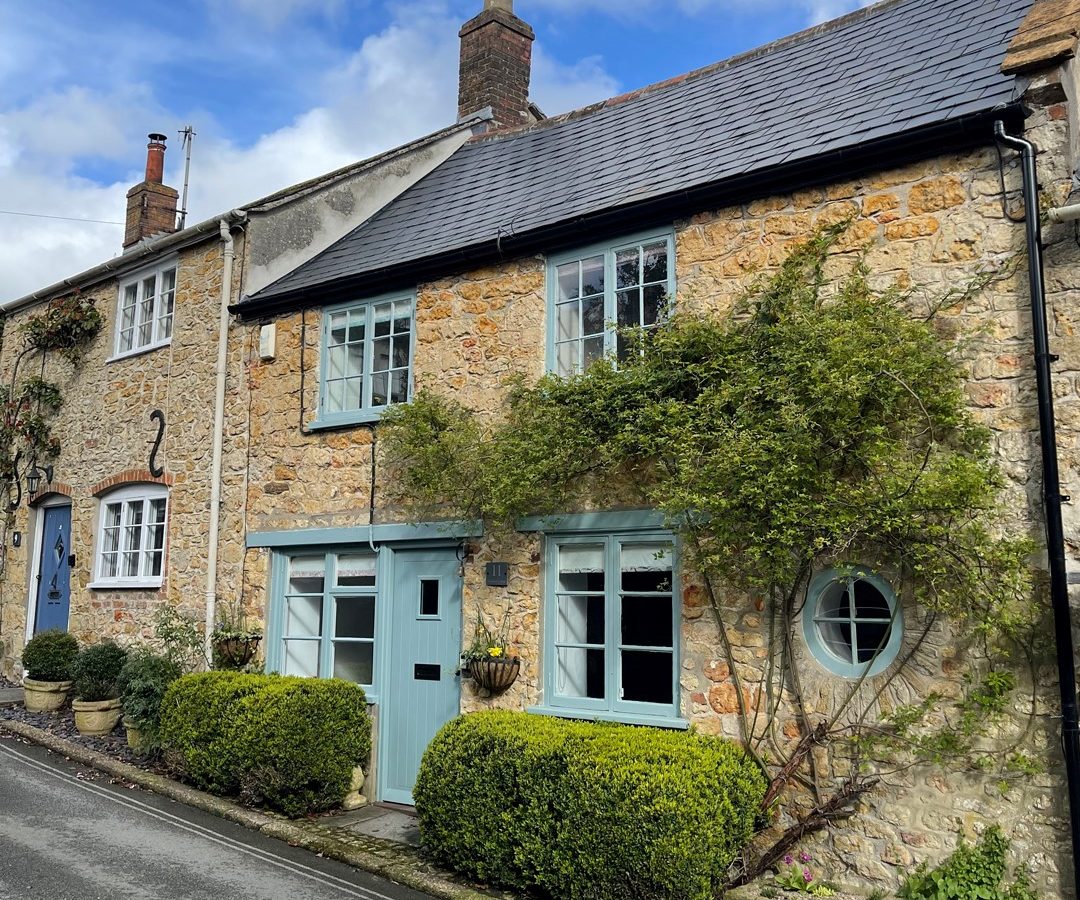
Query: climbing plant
[
  {"left": 380, "top": 223, "right": 1041, "bottom": 886},
  {"left": 0, "top": 294, "right": 102, "bottom": 510}
]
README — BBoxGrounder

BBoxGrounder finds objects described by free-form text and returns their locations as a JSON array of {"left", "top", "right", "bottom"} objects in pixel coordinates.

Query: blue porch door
[
  {"left": 34, "top": 505, "right": 72, "bottom": 635},
  {"left": 380, "top": 548, "right": 462, "bottom": 806}
]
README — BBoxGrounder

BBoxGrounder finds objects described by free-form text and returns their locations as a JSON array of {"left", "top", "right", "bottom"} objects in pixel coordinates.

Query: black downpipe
[{"left": 994, "top": 120, "right": 1080, "bottom": 895}]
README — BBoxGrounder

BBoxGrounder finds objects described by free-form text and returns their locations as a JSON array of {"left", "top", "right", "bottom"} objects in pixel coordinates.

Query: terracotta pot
[
  {"left": 22, "top": 678, "right": 73, "bottom": 713},
  {"left": 468, "top": 657, "right": 521, "bottom": 693},
  {"left": 123, "top": 718, "right": 147, "bottom": 751},
  {"left": 72, "top": 698, "right": 122, "bottom": 736}
]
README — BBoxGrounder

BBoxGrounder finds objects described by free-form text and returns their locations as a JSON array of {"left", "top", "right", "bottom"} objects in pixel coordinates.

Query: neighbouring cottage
[
  {"left": 3, "top": 0, "right": 1080, "bottom": 893},
  {"left": 0, "top": 119, "right": 483, "bottom": 671},
  {"left": 230, "top": 0, "right": 1080, "bottom": 893}
]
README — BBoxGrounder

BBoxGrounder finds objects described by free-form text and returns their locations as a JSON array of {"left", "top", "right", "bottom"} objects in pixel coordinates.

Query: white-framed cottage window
[
  {"left": 92, "top": 485, "right": 168, "bottom": 589},
  {"left": 547, "top": 231, "right": 675, "bottom": 376},
  {"left": 114, "top": 259, "right": 177, "bottom": 357},
  {"left": 543, "top": 530, "right": 680, "bottom": 723},
  {"left": 272, "top": 551, "right": 378, "bottom": 689},
  {"left": 316, "top": 293, "right": 415, "bottom": 427},
  {"left": 802, "top": 567, "right": 903, "bottom": 678}
]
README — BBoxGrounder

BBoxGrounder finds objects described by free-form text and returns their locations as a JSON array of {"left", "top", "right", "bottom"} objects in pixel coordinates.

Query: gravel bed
[
  {"left": 0, "top": 705, "right": 172, "bottom": 776},
  {"left": 0, "top": 675, "right": 21, "bottom": 689}
]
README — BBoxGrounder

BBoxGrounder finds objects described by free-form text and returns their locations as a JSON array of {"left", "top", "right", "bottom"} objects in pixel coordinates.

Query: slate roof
[{"left": 241, "top": 0, "right": 1032, "bottom": 311}]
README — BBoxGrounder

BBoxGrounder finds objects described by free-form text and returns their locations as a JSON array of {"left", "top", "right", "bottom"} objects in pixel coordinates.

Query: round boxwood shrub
[
  {"left": 117, "top": 648, "right": 182, "bottom": 740},
  {"left": 159, "top": 671, "right": 372, "bottom": 816},
  {"left": 21, "top": 629, "right": 79, "bottom": 682},
  {"left": 232, "top": 678, "right": 372, "bottom": 817},
  {"left": 159, "top": 671, "right": 266, "bottom": 793},
  {"left": 71, "top": 641, "right": 128, "bottom": 701},
  {"left": 415, "top": 711, "right": 767, "bottom": 900}
]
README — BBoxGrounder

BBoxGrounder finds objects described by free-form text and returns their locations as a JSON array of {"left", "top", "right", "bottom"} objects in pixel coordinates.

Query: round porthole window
[{"left": 802, "top": 567, "right": 902, "bottom": 678}]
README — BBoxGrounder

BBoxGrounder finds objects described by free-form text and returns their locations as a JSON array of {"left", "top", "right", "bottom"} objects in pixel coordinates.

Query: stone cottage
[
  {"left": 229, "top": 0, "right": 1080, "bottom": 893},
  {"left": 3, "top": 0, "right": 1080, "bottom": 892},
  {"left": 0, "top": 118, "right": 484, "bottom": 670}
]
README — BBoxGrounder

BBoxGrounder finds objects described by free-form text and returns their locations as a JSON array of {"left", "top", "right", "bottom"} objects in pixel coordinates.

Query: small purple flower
[
  {"left": 783, "top": 854, "right": 794, "bottom": 866},
  {"left": 798, "top": 850, "right": 812, "bottom": 864},
  {"left": 803, "top": 868, "right": 814, "bottom": 883}
]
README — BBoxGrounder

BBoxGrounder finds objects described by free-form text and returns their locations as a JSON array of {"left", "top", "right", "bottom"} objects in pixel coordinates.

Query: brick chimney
[
  {"left": 124, "top": 133, "right": 179, "bottom": 248},
  {"left": 458, "top": 0, "right": 535, "bottom": 130}
]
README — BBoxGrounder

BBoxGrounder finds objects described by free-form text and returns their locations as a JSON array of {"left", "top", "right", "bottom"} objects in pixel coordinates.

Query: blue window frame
[
  {"left": 266, "top": 550, "right": 380, "bottom": 692},
  {"left": 802, "top": 566, "right": 903, "bottom": 678},
  {"left": 542, "top": 529, "right": 681, "bottom": 723},
  {"left": 315, "top": 293, "right": 415, "bottom": 427},
  {"left": 546, "top": 230, "right": 676, "bottom": 376}
]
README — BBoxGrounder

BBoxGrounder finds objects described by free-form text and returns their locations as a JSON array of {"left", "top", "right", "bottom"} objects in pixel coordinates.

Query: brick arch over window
[
  {"left": 91, "top": 469, "right": 173, "bottom": 498},
  {"left": 29, "top": 481, "right": 74, "bottom": 506}
]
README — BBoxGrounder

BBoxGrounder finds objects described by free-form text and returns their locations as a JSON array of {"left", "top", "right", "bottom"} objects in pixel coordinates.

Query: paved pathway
[
  {"left": 0, "top": 733, "right": 438, "bottom": 900},
  {"left": 0, "top": 687, "right": 23, "bottom": 708}
]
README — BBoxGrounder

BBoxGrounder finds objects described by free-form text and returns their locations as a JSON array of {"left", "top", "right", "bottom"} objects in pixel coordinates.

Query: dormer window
[{"left": 114, "top": 260, "right": 177, "bottom": 358}]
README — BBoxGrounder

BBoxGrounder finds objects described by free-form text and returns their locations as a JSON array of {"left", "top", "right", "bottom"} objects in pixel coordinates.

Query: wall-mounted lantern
[{"left": 26, "top": 463, "right": 54, "bottom": 498}]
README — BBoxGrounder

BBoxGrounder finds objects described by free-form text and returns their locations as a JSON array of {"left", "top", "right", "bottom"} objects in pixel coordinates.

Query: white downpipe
[{"left": 204, "top": 219, "right": 237, "bottom": 663}]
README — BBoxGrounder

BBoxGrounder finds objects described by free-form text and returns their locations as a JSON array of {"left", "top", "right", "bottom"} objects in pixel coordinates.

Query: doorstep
[
  {"left": 0, "top": 717, "right": 500, "bottom": 900},
  {"left": 326, "top": 803, "right": 422, "bottom": 846}
]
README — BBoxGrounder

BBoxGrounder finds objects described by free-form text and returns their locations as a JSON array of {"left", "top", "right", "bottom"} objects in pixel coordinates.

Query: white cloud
[{"left": 0, "top": 1, "right": 620, "bottom": 302}]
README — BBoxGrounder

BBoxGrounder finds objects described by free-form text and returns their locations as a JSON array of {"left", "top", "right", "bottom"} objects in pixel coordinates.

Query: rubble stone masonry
[{"left": 3, "top": 62, "right": 1079, "bottom": 898}]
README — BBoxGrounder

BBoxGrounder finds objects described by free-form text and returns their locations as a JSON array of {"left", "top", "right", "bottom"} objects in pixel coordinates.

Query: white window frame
[
  {"left": 111, "top": 258, "right": 178, "bottom": 360},
  {"left": 546, "top": 230, "right": 675, "bottom": 376},
  {"left": 90, "top": 484, "right": 169, "bottom": 589}
]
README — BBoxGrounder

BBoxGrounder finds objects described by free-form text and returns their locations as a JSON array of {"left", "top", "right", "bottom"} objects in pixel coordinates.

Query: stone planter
[
  {"left": 468, "top": 657, "right": 521, "bottom": 693},
  {"left": 124, "top": 718, "right": 147, "bottom": 751},
  {"left": 22, "top": 678, "right": 73, "bottom": 713},
  {"left": 72, "top": 698, "right": 122, "bottom": 736}
]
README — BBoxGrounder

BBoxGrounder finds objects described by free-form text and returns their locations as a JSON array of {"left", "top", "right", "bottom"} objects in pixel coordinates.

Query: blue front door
[
  {"left": 34, "top": 505, "right": 72, "bottom": 634},
  {"left": 380, "top": 548, "right": 462, "bottom": 805}
]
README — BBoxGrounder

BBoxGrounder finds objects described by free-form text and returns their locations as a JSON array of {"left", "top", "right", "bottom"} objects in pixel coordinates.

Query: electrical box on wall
[
  {"left": 485, "top": 562, "right": 509, "bottom": 587},
  {"left": 259, "top": 323, "right": 276, "bottom": 360}
]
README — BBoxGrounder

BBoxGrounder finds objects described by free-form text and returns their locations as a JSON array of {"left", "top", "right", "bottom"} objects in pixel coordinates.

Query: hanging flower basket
[
  {"left": 212, "top": 635, "right": 261, "bottom": 669},
  {"left": 468, "top": 656, "right": 521, "bottom": 693}
]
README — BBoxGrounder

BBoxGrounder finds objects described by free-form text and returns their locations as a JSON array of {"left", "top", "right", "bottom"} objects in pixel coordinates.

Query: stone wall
[
  {"left": 0, "top": 235, "right": 248, "bottom": 672},
  {"left": 231, "top": 69, "right": 1079, "bottom": 892}
]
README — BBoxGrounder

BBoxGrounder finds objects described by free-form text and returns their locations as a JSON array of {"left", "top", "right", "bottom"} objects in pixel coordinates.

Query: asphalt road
[{"left": 0, "top": 732, "right": 437, "bottom": 900}]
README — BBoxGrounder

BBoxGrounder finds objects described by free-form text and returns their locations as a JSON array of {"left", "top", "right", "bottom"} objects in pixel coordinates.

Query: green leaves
[
  {"left": 414, "top": 711, "right": 765, "bottom": 898},
  {"left": 383, "top": 224, "right": 1033, "bottom": 640},
  {"left": 897, "top": 827, "right": 1036, "bottom": 900}
]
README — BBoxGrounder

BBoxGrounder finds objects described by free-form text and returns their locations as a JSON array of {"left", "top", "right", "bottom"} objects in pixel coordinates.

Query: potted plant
[
  {"left": 117, "top": 647, "right": 181, "bottom": 751},
  {"left": 462, "top": 610, "right": 520, "bottom": 693},
  {"left": 71, "top": 641, "right": 128, "bottom": 736},
  {"left": 20, "top": 629, "right": 78, "bottom": 712},
  {"left": 211, "top": 604, "right": 263, "bottom": 670}
]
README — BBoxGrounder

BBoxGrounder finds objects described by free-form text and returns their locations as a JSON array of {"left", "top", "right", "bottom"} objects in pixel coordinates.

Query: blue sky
[{"left": 0, "top": 0, "right": 872, "bottom": 300}]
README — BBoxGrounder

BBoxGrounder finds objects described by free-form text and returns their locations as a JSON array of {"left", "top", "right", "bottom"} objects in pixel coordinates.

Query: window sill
[
  {"left": 107, "top": 339, "right": 172, "bottom": 363},
  {"left": 526, "top": 705, "right": 688, "bottom": 730},
  {"left": 307, "top": 408, "right": 388, "bottom": 431},
  {"left": 87, "top": 579, "right": 164, "bottom": 591}
]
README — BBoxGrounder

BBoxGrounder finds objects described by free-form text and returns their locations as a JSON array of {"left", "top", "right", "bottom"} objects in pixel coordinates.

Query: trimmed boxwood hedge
[
  {"left": 159, "top": 672, "right": 371, "bottom": 816},
  {"left": 414, "top": 711, "right": 767, "bottom": 900}
]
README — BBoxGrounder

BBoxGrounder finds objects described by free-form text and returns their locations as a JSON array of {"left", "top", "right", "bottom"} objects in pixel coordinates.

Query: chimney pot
[{"left": 145, "top": 133, "right": 168, "bottom": 184}]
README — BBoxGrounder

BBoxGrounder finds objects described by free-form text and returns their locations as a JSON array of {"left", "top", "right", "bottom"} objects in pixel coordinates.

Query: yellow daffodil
[{"left": 488, "top": 646, "right": 504, "bottom": 658}]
